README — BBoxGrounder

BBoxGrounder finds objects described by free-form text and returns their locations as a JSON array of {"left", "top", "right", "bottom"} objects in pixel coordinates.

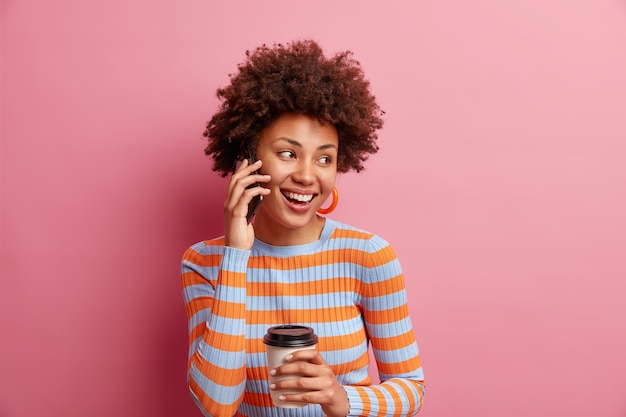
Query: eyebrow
[{"left": 276, "top": 137, "right": 338, "bottom": 151}]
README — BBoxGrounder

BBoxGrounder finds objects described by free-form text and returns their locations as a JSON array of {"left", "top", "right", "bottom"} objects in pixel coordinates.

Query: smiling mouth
[{"left": 282, "top": 191, "right": 316, "bottom": 205}]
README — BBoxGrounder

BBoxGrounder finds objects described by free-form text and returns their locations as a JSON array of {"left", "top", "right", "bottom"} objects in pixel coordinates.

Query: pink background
[{"left": 2, "top": 1, "right": 625, "bottom": 416}]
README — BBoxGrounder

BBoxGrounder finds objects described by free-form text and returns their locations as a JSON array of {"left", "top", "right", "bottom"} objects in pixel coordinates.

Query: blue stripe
[
  {"left": 245, "top": 263, "right": 367, "bottom": 282},
  {"left": 188, "top": 309, "right": 211, "bottom": 333},
  {"left": 320, "top": 340, "right": 368, "bottom": 367},
  {"left": 373, "top": 343, "right": 419, "bottom": 365},
  {"left": 183, "top": 284, "right": 214, "bottom": 301},
  {"left": 246, "top": 293, "right": 357, "bottom": 310},
  {"left": 189, "top": 362, "right": 245, "bottom": 405},
  {"left": 369, "top": 259, "right": 402, "bottom": 280},
  {"left": 362, "top": 289, "right": 408, "bottom": 310},
  {"left": 213, "top": 284, "right": 246, "bottom": 301},
  {"left": 188, "top": 241, "right": 225, "bottom": 256},
  {"left": 197, "top": 340, "right": 245, "bottom": 369},
  {"left": 182, "top": 263, "right": 220, "bottom": 280},
  {"left": 367, "top": 317, "right": 414, "bottom": 338},
  {"left": 245, "top": 379, "right": 270, "bottom": 395},
  {"left": 244, "top": 317, "right": 365, "bottom": 341}
]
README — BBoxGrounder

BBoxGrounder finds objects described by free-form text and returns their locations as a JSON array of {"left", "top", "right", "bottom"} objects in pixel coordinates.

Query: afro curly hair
[{"left": 203, "top": 39, "right": 384, "bottom": 176}]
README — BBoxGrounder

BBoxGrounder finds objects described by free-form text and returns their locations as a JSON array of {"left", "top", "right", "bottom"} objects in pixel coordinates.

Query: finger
[
  {"left": 235, "top": 158, "right": 263, "bottom": 177},
  {"left": 225, "top": 162, "right": 269, "bottom": 210},
  {"left": 277, "top": 391, "right": 316, "bottom": 406},
  {"left": 276, "top": 386, "right": 332, "bottom": 406},
  {"left": 228, "top": 159, "right": 259, "bottom": 193},
  {"left": 272, "top": 375, "right": 329, "bottom": 391},
  {"left": 285, "top": 350, "right": 327, "bottom": 365},
  {"left": 228, "top": 175, "right": 270, "bottom": 209},
  {"left": 274, "top": 363, "right": 333, "bottom": 382}
]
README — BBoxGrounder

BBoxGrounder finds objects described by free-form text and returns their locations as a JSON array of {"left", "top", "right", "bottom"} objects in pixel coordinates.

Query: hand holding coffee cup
[{"left": 263, "top": 325, "right": 318, "bottom": 408}]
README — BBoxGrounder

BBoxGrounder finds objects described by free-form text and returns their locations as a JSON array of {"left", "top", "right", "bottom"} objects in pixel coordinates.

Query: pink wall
[{"left": 2, "top": 1, "right": 625, "bottom": 416}]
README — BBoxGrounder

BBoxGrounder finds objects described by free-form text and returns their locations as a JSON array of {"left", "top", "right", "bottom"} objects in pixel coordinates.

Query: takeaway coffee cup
[{"left": 263, "top": 325, "right": 318, "bottom": 408}]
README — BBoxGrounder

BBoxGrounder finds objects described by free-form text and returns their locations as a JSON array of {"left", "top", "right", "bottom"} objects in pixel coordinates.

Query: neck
[{"left": 253, "top": 214, "right": 326, "bottom": 246}]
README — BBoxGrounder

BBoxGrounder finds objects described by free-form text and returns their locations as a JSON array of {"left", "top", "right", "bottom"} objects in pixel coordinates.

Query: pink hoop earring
[{"left": 317, "top": 187, "right": 339, "bottom": 215}]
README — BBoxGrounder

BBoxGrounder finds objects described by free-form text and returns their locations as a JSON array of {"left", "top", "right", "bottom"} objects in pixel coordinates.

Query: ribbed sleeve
[
  {"left": 182, "top": 242, "right": 251, "bottom": 417},
  {"left": 181, "top": 219, "right": 425, "bottom": 417}
]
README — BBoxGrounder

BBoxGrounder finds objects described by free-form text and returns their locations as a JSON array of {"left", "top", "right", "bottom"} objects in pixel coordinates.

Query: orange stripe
[
  {"left": 182, "top": 270, "right": 246, "bottom": 289},
  {"left": 183, "top": 250, "right": 222, "bottom": 267},
  {"left": 365, "top": 305, "right": 410, "bottom": 324},
  {"left": 185, "top": 296, "right": 213, "bottom": 318},
  {"left": 206, "top": 237, "right": 226, "bottom": 246},
  {"left": 370, "top": 330, "right": 416, "bottom": 351},
  {"left": 331, "top": 227, "right": 373, "bottom": 240},
  {"left": 198, "top": 299, "right": 245, "bottom": 320},
  {"left": 189, "top": 322, "right": 206, "bottom": 344},
  {"left": 364, "top": 274, "right": 405, "bottom": 296},
  {"left": 377, "top": 355, "right": 422, "bottom": 375},
  {"left": 246, "top": 366, "right": 268, "bottom": 381},
  {"left": 246, "top": 338, "right": 268, "bottom": 355},
  {"left": 217, "top": 271, "right": 247, "bottom": 287},
  {"left": 319, "top": 329, "right": 367, "bottom": 354},
  {"left": 366, "top": 244, "right": 398, "bottom": 267},
  {"left": 202, "top": 331, "right": 244, "bottom": 353},
  {"left": 243, "top": 391, "right": 273, "bottom": 408},
  {"left": 181, "top": 270, "right": 213, "bottom": 288}
]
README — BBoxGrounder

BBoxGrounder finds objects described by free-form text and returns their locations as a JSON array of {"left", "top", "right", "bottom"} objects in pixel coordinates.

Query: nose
[{"left": 291, "top": 160, "right": 315, "bottom": 185}]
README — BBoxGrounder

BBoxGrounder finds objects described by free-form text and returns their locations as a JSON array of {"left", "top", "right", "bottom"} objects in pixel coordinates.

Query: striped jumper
[{"left": 181, "top": 218, "right": 425, "bottom": 417}]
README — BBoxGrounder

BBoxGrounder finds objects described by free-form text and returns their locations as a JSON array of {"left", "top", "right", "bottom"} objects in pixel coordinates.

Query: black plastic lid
[{"left": 263, "top": 325, "right": 318, "bottom": 347}]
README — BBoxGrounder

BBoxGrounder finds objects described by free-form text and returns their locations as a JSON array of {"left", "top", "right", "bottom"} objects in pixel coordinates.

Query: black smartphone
[{"left": 246, "top": 148, "right": 263, "bottom": 224}]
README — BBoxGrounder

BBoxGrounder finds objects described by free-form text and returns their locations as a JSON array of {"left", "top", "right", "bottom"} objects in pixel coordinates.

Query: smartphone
[{"left": 246, "top": 148, "right": 263, "bottom": 224}]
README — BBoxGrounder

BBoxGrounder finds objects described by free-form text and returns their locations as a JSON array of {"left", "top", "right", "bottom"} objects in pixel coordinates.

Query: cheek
[
  {"left": 262, "top": 168, "right": 287, "bottom": 188},
  {"left": 321, "top": 173, "right": 337, "bottom": 191}
]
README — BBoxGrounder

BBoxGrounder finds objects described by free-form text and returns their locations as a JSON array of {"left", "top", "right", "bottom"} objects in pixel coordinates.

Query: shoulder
[
  {"left": 182, "top": 236, "right": 226, "bottom": 264},
  {"left": 327, "top": 220, "right": 395, "bottom": 258},
  {"left": 328, "top": 220, "right": 391, "bottom": 249}
]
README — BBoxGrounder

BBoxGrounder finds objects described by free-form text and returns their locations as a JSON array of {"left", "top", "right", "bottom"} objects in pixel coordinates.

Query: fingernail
[
  {"left": 269, "top": 384, "right": 276, "bottom": 390},
  {"left": 285, "top": 354, "right": 293, "bottom": 361},
  {"left": 269, "top": 369, "right": 276, "bottom": 376},
  {"left": 278, "top": 395, "right": 286, "bottom": 401}
]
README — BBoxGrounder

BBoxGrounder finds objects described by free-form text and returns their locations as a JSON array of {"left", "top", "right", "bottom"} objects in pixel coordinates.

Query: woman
[{"left": 181, "top": 39, "right": 425, "bottom": 417}]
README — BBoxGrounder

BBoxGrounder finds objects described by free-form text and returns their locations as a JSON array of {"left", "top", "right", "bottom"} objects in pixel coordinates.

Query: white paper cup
[{"left": 263, "top": 325, "right": 318, "bottom": 408}]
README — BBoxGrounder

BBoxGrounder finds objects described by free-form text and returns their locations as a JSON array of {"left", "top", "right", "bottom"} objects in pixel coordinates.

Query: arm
[
  {"left": 181, "top": 158, "right": 271, "bottom": 416},
  {"left": 344, "top": 236, "right": 425, "bottom": 416},
  {"left": 181, "top": 242, "right": 250, "bottom": 417}
]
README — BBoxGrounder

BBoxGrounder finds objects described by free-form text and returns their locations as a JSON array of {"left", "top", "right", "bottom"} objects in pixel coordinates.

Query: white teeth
[{"left": 285, "top": 192, "right": 314, "bottom": 203}]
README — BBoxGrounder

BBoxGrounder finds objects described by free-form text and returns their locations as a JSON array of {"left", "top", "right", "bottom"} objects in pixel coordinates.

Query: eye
[
  {"left": 319, "top": 156, "right": 333, "bottom": 165},
  {"left": 278, "top": 150, "right": 295, "bottom": 159}
]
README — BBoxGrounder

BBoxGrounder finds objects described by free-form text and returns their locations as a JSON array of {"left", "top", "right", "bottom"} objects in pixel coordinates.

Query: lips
[{"left": 281, "top": 191, "right": 316, "bottom": 205}]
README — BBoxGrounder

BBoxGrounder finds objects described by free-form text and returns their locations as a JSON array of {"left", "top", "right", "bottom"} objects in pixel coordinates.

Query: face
[{"left": 253, "top": 113, "right": 338, "bottom": 237}]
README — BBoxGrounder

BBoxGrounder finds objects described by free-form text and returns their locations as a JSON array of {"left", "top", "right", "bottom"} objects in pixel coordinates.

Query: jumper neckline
[{"left": 252, "top": 218, "right": 336, "bottom": 256}]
